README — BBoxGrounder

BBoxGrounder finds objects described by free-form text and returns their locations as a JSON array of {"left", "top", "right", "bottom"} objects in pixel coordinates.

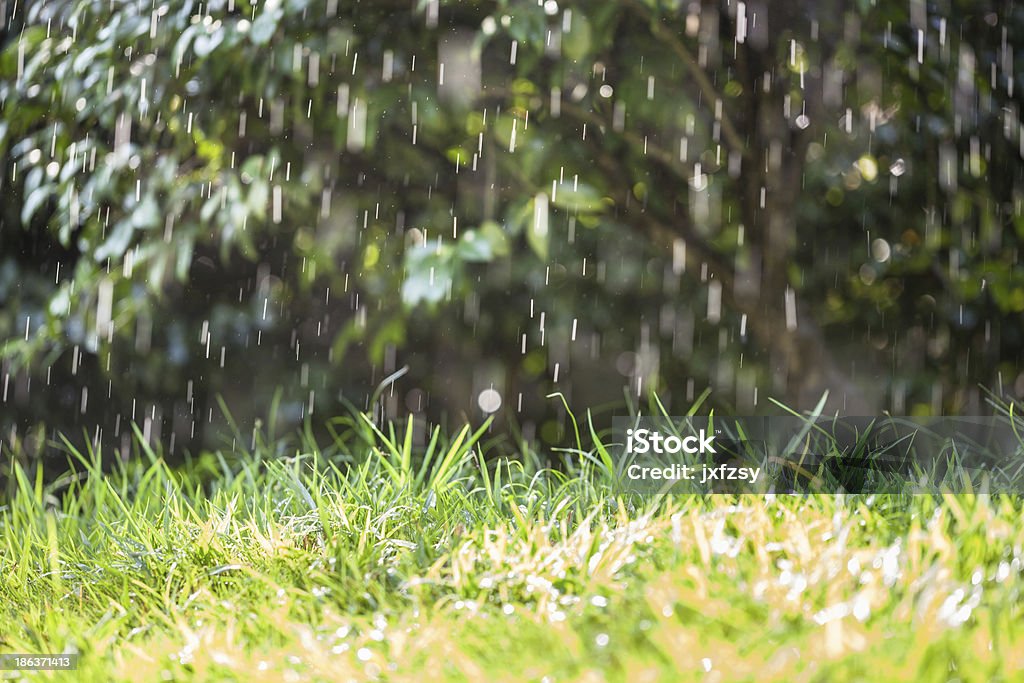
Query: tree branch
[{"left": 622, "top": 0, "right": 746, "bottom": 157}]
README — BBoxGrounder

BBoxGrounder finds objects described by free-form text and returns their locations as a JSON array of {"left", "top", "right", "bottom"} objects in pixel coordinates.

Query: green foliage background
[{"left": 1, "top": 0, "right": 1022, "bottom": 458}]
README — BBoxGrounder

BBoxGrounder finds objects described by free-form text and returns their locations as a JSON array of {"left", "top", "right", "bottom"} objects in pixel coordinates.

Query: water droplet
[{"left": 477, "top": 388, "right": 501, "bottom": 413}]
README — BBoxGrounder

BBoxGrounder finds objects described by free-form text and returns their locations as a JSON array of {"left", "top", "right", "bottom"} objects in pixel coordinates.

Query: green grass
[{"left": 2, "top": 409, "right": 1024, "bottom": 682}]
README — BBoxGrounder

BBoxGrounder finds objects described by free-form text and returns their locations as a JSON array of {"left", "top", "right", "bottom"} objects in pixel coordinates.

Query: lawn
[{"left": 2, "top": 413, "right": 1023, "bottom": 682}]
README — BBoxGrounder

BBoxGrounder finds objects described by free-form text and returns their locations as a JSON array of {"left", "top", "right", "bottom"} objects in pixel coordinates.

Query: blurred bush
[{"left": 1, "top": 0, "right": 1022, "bottom": 461}]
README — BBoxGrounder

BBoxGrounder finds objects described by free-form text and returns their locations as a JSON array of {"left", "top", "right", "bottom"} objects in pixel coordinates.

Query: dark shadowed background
[{"left": 1, "top": 0, "right": 1022, "bottom": 469}]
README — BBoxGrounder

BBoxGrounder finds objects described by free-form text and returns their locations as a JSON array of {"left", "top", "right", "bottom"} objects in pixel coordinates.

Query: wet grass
[{"left": 2, "top": 408, "right": 1024, "bottom": 682}]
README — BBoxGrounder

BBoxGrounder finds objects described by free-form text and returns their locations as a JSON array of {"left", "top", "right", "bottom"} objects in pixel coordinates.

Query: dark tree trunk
[{"left": 732, "top": 0, "right": 882, "bottom": 414}]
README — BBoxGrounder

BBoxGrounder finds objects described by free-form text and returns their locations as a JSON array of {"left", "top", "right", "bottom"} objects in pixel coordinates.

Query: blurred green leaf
[
  {"left": 95, "top": 220, "right": 134, "bottom": 263},
  {"left": 479, "top": 220, "right": 510, "bottom": 257},
  {"left": 550, "top": 181, "right": 603, "bottom": 213},
  {"left": 561, "top": 11, "right": 592, "bottom": 62},
  {"left": 250, "top": 7, "right": 282, "bottom": 45},
  {"left": 456, "top": 230, "right": 494, "bottom": 263}
]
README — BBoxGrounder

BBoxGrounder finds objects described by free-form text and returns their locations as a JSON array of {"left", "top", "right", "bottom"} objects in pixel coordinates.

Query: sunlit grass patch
[{"left": 2, "top": 412, "right": 1024, "bottom": 681}]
